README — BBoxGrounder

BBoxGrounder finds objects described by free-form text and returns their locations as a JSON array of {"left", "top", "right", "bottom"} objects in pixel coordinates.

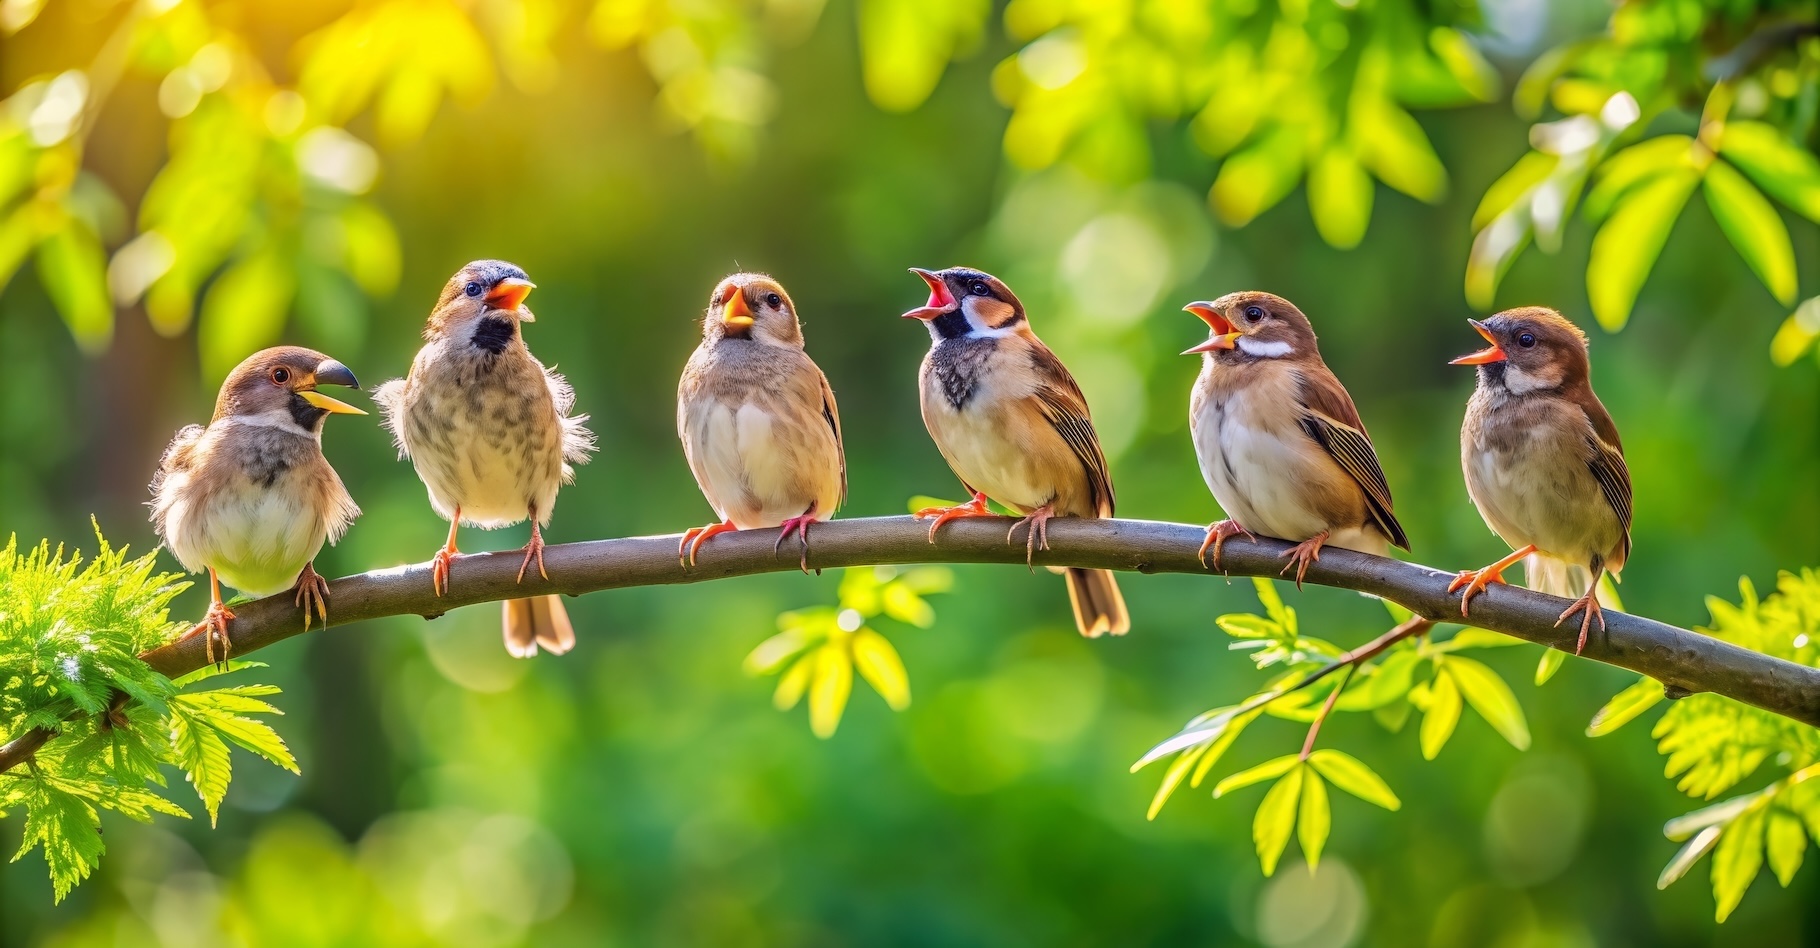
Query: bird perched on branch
[
  {"left": 1450, "top": 307, "right": 1631, "bottom": 653},
  {"left": 676, "top": 274, "right": 846, "bottom": 569},
  {"left": 375, "top": 260, "right": 595, "bottom": 658},
  {"left": 151, "top": 347, "right": 365, "bottom": 664},
  {"left": 902, "top": 266, "right": 1129, "bottom": 638},
  {"left": 1181, "top": 292, "right": 1409, "bottom": 585}
]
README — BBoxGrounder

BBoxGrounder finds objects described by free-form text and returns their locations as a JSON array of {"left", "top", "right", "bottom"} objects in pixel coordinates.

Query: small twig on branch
[{"left": 6, "top": 517, "right": 1818, "bottom": 777}]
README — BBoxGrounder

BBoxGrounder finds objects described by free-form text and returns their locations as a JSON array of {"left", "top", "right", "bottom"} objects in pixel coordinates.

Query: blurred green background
[{"left": 3, "top": 0, "right": 1819, "bottom": 945}]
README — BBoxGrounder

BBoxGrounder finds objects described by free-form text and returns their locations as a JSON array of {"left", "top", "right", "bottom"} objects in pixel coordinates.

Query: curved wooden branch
[{"left": 5, "top": 516, "right": 1816, "bottom": 775}]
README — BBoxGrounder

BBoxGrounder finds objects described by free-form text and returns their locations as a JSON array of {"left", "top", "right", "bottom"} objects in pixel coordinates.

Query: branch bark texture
[{"left": 114, "top": 515, "right": 1820, "bottom": 729}]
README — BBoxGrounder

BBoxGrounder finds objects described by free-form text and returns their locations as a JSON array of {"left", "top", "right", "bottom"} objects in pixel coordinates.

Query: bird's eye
[
  {"left": 464, "top": 281, "right": 483, "bottom": 298},
  {"left": 1244, "top": 306, "right": 1265, "bottom": 321},
  {"left": 270, "top": 367, "right": 290, "bottom": 385},
  {"left": 765, "top": 293, "right": 782, "bottom": 308},
  {"left": 970, "top": 281, "right": 991, "bottom": 297},
  {"left": 1518, "top": 332, "right": 1537, "bottom": 348}
]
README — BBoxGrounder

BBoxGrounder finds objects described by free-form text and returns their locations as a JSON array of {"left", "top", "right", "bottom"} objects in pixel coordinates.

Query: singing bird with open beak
[
  {"left": 151, "top": 347, "right": 365, "bottom": 664},
  {"left": 375, "top": 260, "right": 596, "bottom": 658},
  {"left": 1181, "top": 292, "right": 1409, "bottom": 584},
  {"left": 1450, "top": 307, "right": 1631, "bottom": 653},
  {"left": 676, "top": 274, "right": 846, "bottom": 568},
  {"left": 903, "top": 266, "right": 1129, "bottom": 638}
]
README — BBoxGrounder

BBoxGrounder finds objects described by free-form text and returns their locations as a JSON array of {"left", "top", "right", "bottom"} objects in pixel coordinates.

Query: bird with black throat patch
[
  {"left": 374, "top": 260, "right": 596, "bottom": 658},
  {"left": 902, "top": 266, "right": 1130, "bottom": 638},
  {"left": 676, "top": 273, "right": 846, "bottom": 569},
  {"left": 1180, "top": 292, "right": 1410, "bottom": 586},
  {"left": 151, "top": 346, "right": 366, "bottom": 665},
  {"left": 1450, "top": 306, "right": 1631, "bottom": 654}
]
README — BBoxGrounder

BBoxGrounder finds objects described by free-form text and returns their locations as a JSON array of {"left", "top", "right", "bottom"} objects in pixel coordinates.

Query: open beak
[
  {"left": 903, "top": 268, "right": 958, "bottom": 321},
  {"left": 1182, "top": 302, "right": 1240, "bottom": 354},
  {"left": 1450, "top": 319, "right": 1508, "bottom": 365},
  {"left": 721, "top": 285, "right": 755, "bottom": 331},
  {"left": 487, "top": 277, "right": 535, "bottom": 316},
  {"left": 299, "top": 360, "right": 366, "bottom": 414}
]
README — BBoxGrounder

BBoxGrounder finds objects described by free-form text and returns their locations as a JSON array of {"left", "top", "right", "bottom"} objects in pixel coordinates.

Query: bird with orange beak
[
  {"left": 902, "top": 266, "right": 1129, "bottom": 638},
  {"left": 1180, "top": 292, "right": 1409, "bottom": 585},
  {"left": 676, "top": 273, "right": 846, "bottom": 568},
  {"left": 1450, "top": 307, "right": 1630, "bottom": 653},
  {"left": 151, "top": 346, "right": 366, "bottom": 664},
  {"left": 375, "top": 260, "right": 596, "bottom": 658}
]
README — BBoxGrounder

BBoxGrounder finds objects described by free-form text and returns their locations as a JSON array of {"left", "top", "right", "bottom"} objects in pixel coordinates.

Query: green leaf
[
  {"left": 1252, "top": 578, "right": 1292, "bottom": 635},
  {"left": 1587, "top": 677, "right": 1665, "bottom": 737},
  {"left": 1189, "top": 708, "right": 1264, "bottom": 788},
  {"left": 197, "top": 249, "right": 297, "bottom": 384},
  {"left": 1308, "top": 749, "right": 1401, "bottom": 810},
  {"left": 1712, "top": 805, "right": 1766, "bottom": 922},
  {"left": 200, "top": 711, "right": 298, "bottom": 774},
  {"left": 1214, "top": 754, "right": 1302, "bottom": 799},
  {"left": 1211, "top": 124, "right": 1307, "bottom": 226},
  {"left": 1253, "top": 764, "right": 1304, "bottom": 877},
  {"left": 851, "top": 629, "right": 911, "bottom": 710},
  {"left": 1440, "top": 629, "right": 1525, "bottom": 650},
  {"left": 1659, "top": 826, "right": 1721, "bottom": 889},
  {"left": 745, "top": 628, "right": 814, "bottom": 676},
  {"left": 1586, "top": 167, "right": 1699, "bottom": 330},
  {"left": 1308, "top": 148, "right": 1373, "bottom": 249},
  {"left": 1419, "top": 667, "right": 1462, "bottom": 760},
  {"left": 1446, "top": 656, "right": 1531, "bottom": 750},
  {"left": 1472, "top": 151, "right": 1557, "bottom": 231},
  {"left": 1535, "top": 647, "right": 1567, "bottom": 685},
  {"left": 1704, "top": 160, "right": 1798, "bottom": 306},
  {"left": 1298, "top": 769, "right": 1330, "bottom": 871},
  {"left": 1147, "top": 743, "right": 1207, "bottom": 821},
  {"left": 1718, "top": 121, "right": 1820, "bottom": 223},
  {"left": 1770, "top": 299, "right": 1820, "bottom": 367},
  {"left": 857, "top": 0, "right": 987, "bottom": 113},
  {"left": 35, "top": 221, "right": 113, "bottom": 354},
  {"left": 807, "top": 642, "right": 853, "bottom": 738},
  {"left": 171, "top": 660, "right": 269, "bottom": 688},
  {"left": 1767, "top": 811, "right": 1806, "bottom": 887},
  {"left": 1216, "top": 614, "right": 1280, "bottom": 640},
  {"left": 1354, "top": 99, "right": 1447, "bottom": 202},
  {"left": 167, "top": 704, "right": 232, "bottom": 826},
  {"left": 774, "top": 652, "right": 814, "bottom": 710},
  {"left": 1584, "top": 135, "right": 1695, "bottom": 222},
  {"left": 10, "top": 778, "right": 105, "bottom": 903}
]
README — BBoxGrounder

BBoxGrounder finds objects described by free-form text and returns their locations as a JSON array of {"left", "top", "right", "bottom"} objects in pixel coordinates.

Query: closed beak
[
  {"left": 1450, "top": 319, "right": 1508, "bottom": 365},
  {"left": 903, "top": 268, "right": 958, "bottom": 321}
]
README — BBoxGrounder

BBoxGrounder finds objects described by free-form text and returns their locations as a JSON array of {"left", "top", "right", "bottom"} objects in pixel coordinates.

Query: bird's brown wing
[
  {"left": 1295, "top": 367, "right": 1410, "bottom": 551},
  {"left": 148, "top": 424, "right": 206, "bottom": 541},
  {"left": 1027, "top": 344, "right": 1115, "bottom": 518},
  {"left": 1576, "top": 390, "right": 1633, "bottom": 566},
  {"left": 816, "top": 367, "right": 847, "bottom": 507}
]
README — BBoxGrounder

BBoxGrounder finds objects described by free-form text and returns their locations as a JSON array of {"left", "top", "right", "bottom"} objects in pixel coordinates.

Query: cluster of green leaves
[
  {"left": 744, "top": 565, "right": 951, "bottom": 737},
  {"left": 1588, "top": 569, "right": 1820, "bottom": 922},
  {"left": 1468, "top": 0, "right": 1820, "bottom": 339},
  {"left": 0, "top": 531, "right": 295, "bottom": 901},
  {"left": 1136, "top": 579, "right": 1533, "bottom": 876}
]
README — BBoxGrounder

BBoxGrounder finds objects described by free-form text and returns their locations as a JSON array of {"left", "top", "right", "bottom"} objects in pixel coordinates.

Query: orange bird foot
[
  {"left": 293, "top": 563, "right": 330, "bottom": 631},
  {"left": 1007, "top": 504, "right": 1057, "bottom": 570},
  {"left": 1278, "top": 531, "right": 1330, "bottom": 589},
  {"left": 1557, "top": 592, "right": 1606, "bottom": 655},
  {"left": 1447, "top": 544, "right": 1536, "bottom": 618},
  {"left": 775, "top": 508, "right": 819, "bottom": 574},
  {"left": 187, "top": 599, "right": 236, "bottom": 668},
  {"left": 914, "top": 491, "right": 997, "bottom": 542},
  {"left": 680, "top": 520, "right": 739, "bottom": 567},
  {"left": 430, "top": 546, "right": 461, "bottom": 597},
  {"left": 1199, "top": 519, "right": 1256, "bottom": 572}
]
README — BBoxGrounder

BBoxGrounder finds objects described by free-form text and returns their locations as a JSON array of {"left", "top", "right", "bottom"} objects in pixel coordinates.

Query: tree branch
[{"left": 6, "top": 516, "right": 1816, "bottom": 776}]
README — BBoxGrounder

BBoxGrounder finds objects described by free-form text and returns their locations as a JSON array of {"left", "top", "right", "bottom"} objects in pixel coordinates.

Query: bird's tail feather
[
  {"left": 1523, "top": 554, "right": 1617, "bottom": 606},
  {"left": 1064, "top": 568, "right": 1130, "bottom": 638},
  {"left": 502, "top": 595, "right": 577, "bottom": 658}
]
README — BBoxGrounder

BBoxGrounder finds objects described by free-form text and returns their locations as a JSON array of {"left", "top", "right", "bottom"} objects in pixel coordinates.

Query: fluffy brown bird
[
  {"left": 1181, "top": 292, "right": 1409, "bottom": 585},
  {"left": 1451, "top": 307, "right": 1631, "bottom": 653},
  {"left": 902, "top": 266, "right": 1129, "bottom": 638},
  {"left": 676, "top": 274, "right": 846, "bottom": 568},
  {"left": 151, "top": 347, "right": 365, "bottom": 664},
  {"left": 375, "top": 260, "right": 595, "bottom": 658}
]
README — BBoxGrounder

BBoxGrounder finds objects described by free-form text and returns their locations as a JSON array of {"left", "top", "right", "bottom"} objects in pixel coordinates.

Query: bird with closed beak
[
  {"left": 375, "top": 260, "right": 596, "bottom": 658},
  {"left": 1181, "top": 292, "right": 1409, "bottom": 585},
  {"left": 1451, "top": 307, "right": 1631, "bottom": 653},
  {"left": 902, "top": 266, "right": 1129, "bottom": 638},
  {"left": 151, "top": 347, "right": 365, "bottom": 664},
  {"left": 676, "top": 274, "right": 846, "bottom": 568}
]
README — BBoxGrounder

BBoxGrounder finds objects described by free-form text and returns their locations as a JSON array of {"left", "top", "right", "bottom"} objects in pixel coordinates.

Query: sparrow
[
  {"left": 1181, "top": 292, "right": 1409, "bottom": 585},
  {"left": 150, "top": 347, "right": 365, "bottom": 664},
  {"left": 676, "top": 274, "right": 846, "bottom": 569},
  {"left": 902, "top": 266, "right": 1130, "bottom": 638},
  {"left": 374, "top": 260, "right": 596, "bottom": 658},
  {"left": 1450, "top": 307, "right": 1631, "bottom": 653}
]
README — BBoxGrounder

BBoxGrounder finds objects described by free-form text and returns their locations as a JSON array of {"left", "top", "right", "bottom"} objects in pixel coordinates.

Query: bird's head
[
  {"left": 213, "top": 346, "right": 364, "bottom": 434},
  {"left": 1451, "top": 306, "right": 1589, "bottom": 395},
  {"left": 705, "top": 274, "right": 803, "bottom": 348},
  {"left": 428, "top": 260, "right": 537, "bottom": 350},
  {"left": 903, "top": 267, "right": 1025, "bottom": 340},
  {"left": 1181, "top": 291, "right": 1317, "bottom": 362}
]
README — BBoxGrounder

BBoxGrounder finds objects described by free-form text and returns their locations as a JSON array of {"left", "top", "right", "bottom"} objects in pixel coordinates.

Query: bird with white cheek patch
[
  {"left": 1450, "top": 307, "right": 1631, "bottom": 653},
  {"left": 151, "top": 346, "right": 365, "bottom": 664},
  {"left": 1181, "top": 292, "right": 1409, "bottom": 585},
  {"left": 676, "top": 274, "right": 846, "bottom": 569},
  {"left": 375, "top": 260, "right": 596, "bottom": 658},
  {"left": 903, "top": 266, "right": 1130, "bottom": 638}
]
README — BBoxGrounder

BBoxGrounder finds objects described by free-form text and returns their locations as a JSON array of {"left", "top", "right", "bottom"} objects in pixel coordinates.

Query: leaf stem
[{"left": 1302, "top": 664, "right": 1357, "bottom": 760}]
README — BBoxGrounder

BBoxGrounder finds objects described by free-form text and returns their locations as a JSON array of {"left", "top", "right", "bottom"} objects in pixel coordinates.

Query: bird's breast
[{"left": 1190, "top": 369, "right": 1357, "bottom": 543}]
